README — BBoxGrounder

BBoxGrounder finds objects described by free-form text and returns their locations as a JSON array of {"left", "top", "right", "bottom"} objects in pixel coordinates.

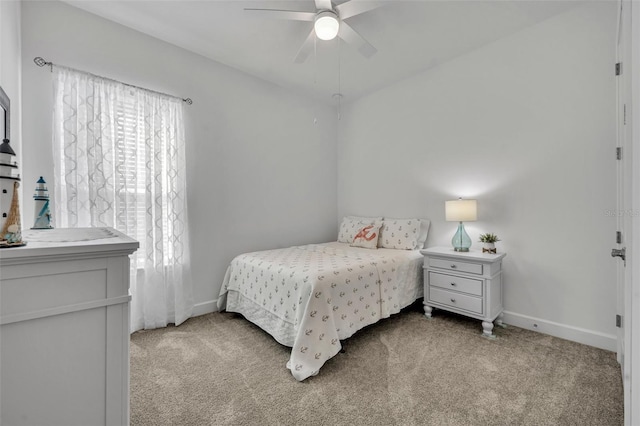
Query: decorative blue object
[
  {"left": 445, "top": 198, "right": 477, "bottom": 252},
  {"left": 32, "top": 176, "right": 53, "bottom": 229},
  {"left": 451, "top": 222, "right": 472, "bottom": 252}
]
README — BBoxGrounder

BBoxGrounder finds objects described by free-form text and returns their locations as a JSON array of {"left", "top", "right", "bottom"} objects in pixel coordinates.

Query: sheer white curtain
[{"left": 52, "top": 67, "right": 193, "bottom": 332}]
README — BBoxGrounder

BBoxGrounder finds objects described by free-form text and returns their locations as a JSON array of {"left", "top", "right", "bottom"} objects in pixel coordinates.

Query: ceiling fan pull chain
[
  {"left": 313, "top": 35, "right": 318, "bottom": 126},
  {"left": 337, "top": 38, "right": 342, "bottom": 120}
]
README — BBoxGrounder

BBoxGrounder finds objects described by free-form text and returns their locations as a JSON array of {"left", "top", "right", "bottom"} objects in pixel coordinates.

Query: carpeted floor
[{"left": 130, "top": 304, "right": 623, "bottom": 426}]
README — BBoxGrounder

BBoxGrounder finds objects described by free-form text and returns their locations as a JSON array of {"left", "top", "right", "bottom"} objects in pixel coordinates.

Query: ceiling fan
[{"left": 245, "top": 0, "right": 383, "bottom": 63}]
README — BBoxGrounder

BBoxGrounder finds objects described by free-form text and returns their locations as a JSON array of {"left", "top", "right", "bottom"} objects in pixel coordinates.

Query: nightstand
[{"left": 420, "top": 246, "right": 506, "bottom": 338}]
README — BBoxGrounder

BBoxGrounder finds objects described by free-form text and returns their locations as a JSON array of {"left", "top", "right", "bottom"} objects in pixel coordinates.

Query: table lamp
[{"left": 445, "top": 198, "right": 477, "bottom": 252}]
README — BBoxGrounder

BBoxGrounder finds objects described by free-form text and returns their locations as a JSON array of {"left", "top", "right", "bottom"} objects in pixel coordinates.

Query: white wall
[
  {"left": 338, "top": 3, "right": 618, "bottom": 350},
  {"left": 0, "top": 0, "right": 22, "bottom": 184},
  {"left": 20, "top": 1, "right": 338, "bottom": 313}
]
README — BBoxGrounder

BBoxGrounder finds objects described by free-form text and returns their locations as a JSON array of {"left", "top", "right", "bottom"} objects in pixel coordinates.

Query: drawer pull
[
  {"left": 450, "top": 282, "right": 456, "bottom": 286},
  {"left": 450, "top": 264, "right": 457, "bottom": 269},
  {"left": 450, "top": 298, "right": 456, "bottom": 303}
]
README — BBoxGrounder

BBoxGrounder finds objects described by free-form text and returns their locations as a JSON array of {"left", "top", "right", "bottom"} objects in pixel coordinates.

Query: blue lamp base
[{"left": 451, "top": 222, "right": 471, "bottom": 252}]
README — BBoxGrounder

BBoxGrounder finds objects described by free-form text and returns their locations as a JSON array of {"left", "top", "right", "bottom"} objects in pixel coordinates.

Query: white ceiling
[{"left": 63, "top": 0, "right": 580, "bottom": 104}]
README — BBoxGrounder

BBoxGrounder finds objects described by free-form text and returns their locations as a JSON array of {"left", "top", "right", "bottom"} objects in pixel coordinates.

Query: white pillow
[
  {"left": 379, "top": 218, "right": 424, "bottom": 250},
  {"left": 350, "top": 221, "right": 383, "bottom": 249},
  {"left": 337, "top": 216, "right": 383, "bottom": 243},
  {"left": 417, "top": 219, "right": 431, "bottom": 249}
]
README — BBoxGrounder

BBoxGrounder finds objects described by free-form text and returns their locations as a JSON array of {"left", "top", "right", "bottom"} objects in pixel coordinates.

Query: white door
[
  {"left": 614, "top": 0, "right": 627, "bottom": 367},
  {"left": 615, "top": 1, "right": 635, "bottom": 424}
]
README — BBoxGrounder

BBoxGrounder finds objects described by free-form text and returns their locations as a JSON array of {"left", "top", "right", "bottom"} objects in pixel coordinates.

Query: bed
[{"left": 217, "top": 217, "right": 429, "bottom": 381}]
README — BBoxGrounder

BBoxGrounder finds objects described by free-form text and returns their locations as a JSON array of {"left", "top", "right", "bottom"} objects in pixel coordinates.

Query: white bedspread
[{"left": 217, "top": 242, "right": 423, "bottom": 381}]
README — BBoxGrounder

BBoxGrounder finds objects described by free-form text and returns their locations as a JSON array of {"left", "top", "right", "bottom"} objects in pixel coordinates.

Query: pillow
[
  {"left": 337, "top": 216, "right": 382, "bottom": 243},
  {"left": 379, "top": 218, "right": 423, "bottom": 250},
  {"left": 350, "top": 221, "right": 383, "bottom": 249},
  {"left": 417, "top": 219, "right": 431, "bottom": 249}
]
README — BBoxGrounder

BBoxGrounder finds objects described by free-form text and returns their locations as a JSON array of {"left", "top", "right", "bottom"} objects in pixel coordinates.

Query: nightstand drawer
[
  {"left": 428, "top": 258, "right": 483, "bottom": 275},
  {"left": 429, "top": 287, "right": 483, "bottom": 314},
  {"left": 429, "top": 272, "right": 482, "bottom": 296}
]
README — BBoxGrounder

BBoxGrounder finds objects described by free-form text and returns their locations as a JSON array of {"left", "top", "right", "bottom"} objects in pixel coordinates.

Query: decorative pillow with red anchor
[
  {"left": 350, "top": 220, "right": 383, "bottom": 249},
  {"left": 337, "top": 216, "right": 382, "bottom": 243}
]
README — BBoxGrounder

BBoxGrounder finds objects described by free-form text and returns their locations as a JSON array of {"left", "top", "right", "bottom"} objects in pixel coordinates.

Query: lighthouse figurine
[
  {"left": 0, "top": 138, "right": 24, "bottom": 246},
  {"left": 32, "top": 176, "right": 53, "bottom": 229}
]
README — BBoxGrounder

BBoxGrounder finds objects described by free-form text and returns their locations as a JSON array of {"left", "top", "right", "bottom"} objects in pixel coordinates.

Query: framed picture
[{"left": 0, "top": 85, "right": 9, "bottom": 142}]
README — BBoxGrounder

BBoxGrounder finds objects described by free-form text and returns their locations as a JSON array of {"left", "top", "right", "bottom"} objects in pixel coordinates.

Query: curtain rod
[{"left": 33, "top": 57, "right": 193, "bottom": 105}]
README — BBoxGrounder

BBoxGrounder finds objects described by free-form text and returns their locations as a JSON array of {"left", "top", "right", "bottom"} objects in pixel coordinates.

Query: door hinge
[
  {"left": 616, "top": 314, "right": 622, "bottom": 328},
  {"left": 612, "top": 247, "right": 626, "bottom": 266},
  {"left": 616, "top": 231, "right": 622, "bottom": 244},
  {"left": 616, "top": 62, "right": 622, "bottom": 76},
  {"left": 616, "top": 147, "right": 623, "bottom": 160}
]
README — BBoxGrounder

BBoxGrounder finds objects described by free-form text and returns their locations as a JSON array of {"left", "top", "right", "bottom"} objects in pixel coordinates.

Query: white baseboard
[
  {"left": 187, "top": 304, "right": 617, "bottom": 351},
  {"left": 502, "top": 311, "right": 617, "bottom": 352},
  {"left": 191, "top": 299, "right": 218, "bottom": 317}
]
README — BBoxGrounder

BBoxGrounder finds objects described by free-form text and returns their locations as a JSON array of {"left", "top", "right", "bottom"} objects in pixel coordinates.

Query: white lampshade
[
  {"left": 445, "top": 199, "right": 477, "bottom": 222},
  {"left": 314, "top": 11, "right": 340, "bottom": 41}
]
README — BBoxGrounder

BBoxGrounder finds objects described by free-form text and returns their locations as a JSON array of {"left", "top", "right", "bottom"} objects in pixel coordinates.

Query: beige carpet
[{"left": 130, "top": 304, "right": 623, "bottom": 426}]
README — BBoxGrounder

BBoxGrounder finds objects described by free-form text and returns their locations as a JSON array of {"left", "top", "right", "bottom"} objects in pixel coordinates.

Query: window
[{"left": 52, "top": 67, "right": 193, "bottom": 331}]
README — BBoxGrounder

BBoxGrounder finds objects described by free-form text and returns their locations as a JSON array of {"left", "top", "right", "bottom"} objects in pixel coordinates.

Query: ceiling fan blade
[
  {"left": 338, "top": 21, "right": 377, "bottom": 58},
  {"left": 293, "top": 29, "right": 316, "bottom": 64},
  {"left": 315, "top": 0, "right": 332, "bottom": 11},
  {"left": 244, "top": 8, "right": 315, "bottom": 22},
  {"left": 335, "top": 0, "right": 384, "bottom": 20}
]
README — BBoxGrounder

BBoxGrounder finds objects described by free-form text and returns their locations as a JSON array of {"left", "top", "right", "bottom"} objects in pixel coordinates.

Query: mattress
[{"left": 217, "top": 242, "right": 423, "bottom": 381}]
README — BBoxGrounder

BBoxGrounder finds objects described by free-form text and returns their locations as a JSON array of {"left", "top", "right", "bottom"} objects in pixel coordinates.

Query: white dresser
[
  {"left": 0, "top": 228, "right": 138, "bottom": 426},
  {"left": 421, "top": 246, "right": 506, "bottom": 338}
]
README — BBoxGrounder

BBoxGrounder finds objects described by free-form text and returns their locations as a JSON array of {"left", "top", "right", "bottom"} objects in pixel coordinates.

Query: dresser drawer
[
  {"left": 429, "top": 272, "right": 482, "bottom": 296},
  {"left": 429, "top": 287, "right": 483, "bottom": 315},
  {"left": 428, "top": 258, "right": 483, "bottom": 275}
]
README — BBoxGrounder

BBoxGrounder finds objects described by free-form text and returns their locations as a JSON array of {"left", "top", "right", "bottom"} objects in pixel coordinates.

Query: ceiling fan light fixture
[{"left": 314, "top": 11, "right": 339, "bottom": 41}]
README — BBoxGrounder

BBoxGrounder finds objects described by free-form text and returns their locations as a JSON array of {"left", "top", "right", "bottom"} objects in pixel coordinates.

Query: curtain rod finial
[
  {"left": 183, "top": 98, "right": 193, "bottom": 105},
  {"left": 34, "top": 57, "right": 47, "bottom": 67},
  {"left": 34, "top": 57, "right": 52, "bottom": 72}
]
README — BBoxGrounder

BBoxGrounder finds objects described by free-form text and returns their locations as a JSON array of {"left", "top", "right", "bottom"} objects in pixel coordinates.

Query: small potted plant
[{"left": 479, "top": 233, "right": 500, "bottom": 253}]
